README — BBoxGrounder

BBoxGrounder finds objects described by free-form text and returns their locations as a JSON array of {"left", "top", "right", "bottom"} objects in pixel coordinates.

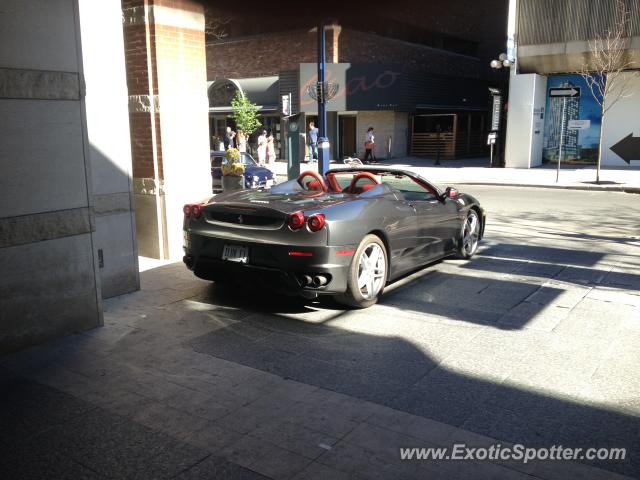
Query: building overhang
[{"left": 517, "top": 36, "right": 640, "bottom": 74}]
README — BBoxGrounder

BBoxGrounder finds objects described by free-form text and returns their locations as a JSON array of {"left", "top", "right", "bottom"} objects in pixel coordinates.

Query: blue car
[{"left": 210, "top": 151, "right": 276, "bottom": 193}]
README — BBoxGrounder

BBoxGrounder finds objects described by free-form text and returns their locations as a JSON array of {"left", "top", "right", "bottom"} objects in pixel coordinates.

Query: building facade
[
  {"left": 206, "top": 26, "right": 494, "bottom": 161},
  {"left": 505, "top": 0, "right": 640, "bottom": 168}
]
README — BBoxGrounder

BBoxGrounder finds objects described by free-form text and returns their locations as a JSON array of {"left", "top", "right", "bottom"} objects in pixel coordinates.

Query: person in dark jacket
[{"left": 223, "top": 126, "right": 236, "bottom": 150}]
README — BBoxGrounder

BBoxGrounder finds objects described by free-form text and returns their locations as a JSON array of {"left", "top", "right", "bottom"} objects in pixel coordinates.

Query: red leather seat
[
  {"left": 360, "top": 184, "right": 376, "bottom": 192},
  {"left": 307, "top": 180, "right": 322, "bottom": 191}
]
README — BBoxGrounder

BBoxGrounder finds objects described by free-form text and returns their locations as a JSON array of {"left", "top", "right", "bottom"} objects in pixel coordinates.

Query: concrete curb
[{"left": 448, "top": 182, "right": 640, "bottom": 194}]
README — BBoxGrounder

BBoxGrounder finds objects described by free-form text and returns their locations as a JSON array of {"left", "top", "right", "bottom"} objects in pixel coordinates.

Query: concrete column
[
  {"left": 0, "top": 0, "right": 102, "bottom": 352},
  {"left": 78, "top": 0, "right": 140, "bottom": 298},
  {"left": 122, "top": 0, "right": 211, "bottom": 260},
  {"left": 505, "top": 73, "right": 547, "bottom": 168}
]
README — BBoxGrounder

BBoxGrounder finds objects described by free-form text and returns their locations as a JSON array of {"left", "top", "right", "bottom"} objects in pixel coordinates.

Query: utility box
[{"left": 286, "top": 114, "right": 302, "bottom": 180}]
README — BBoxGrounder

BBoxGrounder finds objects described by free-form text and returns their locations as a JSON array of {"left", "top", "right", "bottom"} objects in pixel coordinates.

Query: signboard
[
  {"left": 487, "top": 132, "right": 497, "bottom": 145},
  {"left": 543, "top": 74, "right": 603, "bottom": 163},
  {"left": 610, "top": 133, "right": 640, "bottom": 164},
  {"left": 549, "top": 87, "right": 580, "bottom": 97},
  {"left": 299, "top": 63, "right": 402, "bottom": 113},
  {"left": 281, "top": 94, "right": 291, "bottom": 116},
  {"left": 568, "top": 119, "right": 590, "bottom": 130},
  {"left": 490, "top": 94, "right": 502, "bottom": 131}
]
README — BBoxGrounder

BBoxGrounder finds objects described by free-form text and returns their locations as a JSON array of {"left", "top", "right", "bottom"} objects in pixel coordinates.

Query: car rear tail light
[
  {"left": 183, "top": 203, "right": 204, "bottom": 219},
  {"left": 288, "top": 211, "right": 305, "bottom": 230},
  {"left": 307, "top": 214, "right": 325, "bottom": 232},
  {"left": 288, "top": 251, "right": 314, "bottom": 257}
]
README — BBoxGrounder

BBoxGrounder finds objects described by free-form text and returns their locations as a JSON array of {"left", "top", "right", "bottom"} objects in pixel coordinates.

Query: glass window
[
  {"left": 211, "top": 156, "right": 224, "bottom": 168},
  {"left": 240, "top": 153, "right": 257, "bottom": 166},
  {"left": 381, "top": 173, "right": 437, "bottom": 201}
]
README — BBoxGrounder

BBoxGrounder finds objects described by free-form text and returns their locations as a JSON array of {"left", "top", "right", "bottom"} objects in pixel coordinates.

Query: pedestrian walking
[
  {"left": 266, "top": 131, "right": 276, "bottom": 165},
  {"left": 307, "top": 121, "right": 318, "bottom": 163},
  {"left": 237, "top": 130, "right": 247, "bottom": 153},
  {"left": 257, "top": 129, "right": 267, "bottom": 166},
  {"left": 364, "top": 127, "right": 376, "bottom": 163}
]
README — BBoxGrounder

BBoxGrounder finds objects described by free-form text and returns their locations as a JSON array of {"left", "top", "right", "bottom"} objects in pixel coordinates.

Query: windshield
[
  {"left": 211, "top": 152, "right": 258, "bottom": 168},
  {"left": 241, "top": 153, "right": 257, "bottom": 166}
]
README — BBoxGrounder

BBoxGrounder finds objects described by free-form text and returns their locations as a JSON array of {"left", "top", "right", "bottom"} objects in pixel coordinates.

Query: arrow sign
[
  {"left": 549, "top": 87, "right": 580, "bottom": 97},
  {"left": 610, "top": 133, "right": 640, "bottom": 164}
]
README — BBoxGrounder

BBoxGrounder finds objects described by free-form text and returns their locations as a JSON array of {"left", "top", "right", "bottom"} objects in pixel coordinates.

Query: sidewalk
[{"left": 271, "top": 157, "right": 640, "bottom": 193}]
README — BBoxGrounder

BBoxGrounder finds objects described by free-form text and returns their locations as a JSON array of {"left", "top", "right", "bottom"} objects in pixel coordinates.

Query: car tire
[
  {"left": 336, "top": 234, "right": 388, "bottom": 309},
  {"left": 456, "top": 209, "right": 481, "bottom": 259}
]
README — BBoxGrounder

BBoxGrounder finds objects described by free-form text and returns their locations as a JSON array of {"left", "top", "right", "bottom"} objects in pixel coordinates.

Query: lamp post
[
  {"left": 488, "top": 53, "right": 512, "bottom": 167},
  {"left": 316, "top": 20, "right": 329, "bottom": 175}
]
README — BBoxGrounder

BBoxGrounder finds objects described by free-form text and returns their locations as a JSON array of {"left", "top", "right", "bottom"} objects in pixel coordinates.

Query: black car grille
[{"left": 207, "top": 211, "right": 283, "bottom": 228}]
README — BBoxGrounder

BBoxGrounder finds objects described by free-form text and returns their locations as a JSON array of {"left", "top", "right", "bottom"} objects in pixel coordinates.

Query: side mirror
[{"left": 442, "top": 186, "right": 458, "bottom": 201}]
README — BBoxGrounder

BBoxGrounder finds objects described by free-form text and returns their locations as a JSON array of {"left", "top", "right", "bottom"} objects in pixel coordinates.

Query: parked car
[
  {"left": 183, "top": 167, "right": 485, "bottom": 308},
  {"left": 211, "top": 151, "right": 275, "bottom": 193}
]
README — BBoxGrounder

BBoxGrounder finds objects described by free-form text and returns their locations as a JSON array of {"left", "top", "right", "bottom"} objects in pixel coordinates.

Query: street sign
[
  {"left": 490, "top": 94, "right": 502, "bottom": 131},
  {"left": 549, "top": 87, "right": 580, "bottom": 97},
  {"left": 568, "top": 119, "right": 590, "bottom": 130},
  {"left": 610, "top": 133, "right": 640, "bottom": 164}
]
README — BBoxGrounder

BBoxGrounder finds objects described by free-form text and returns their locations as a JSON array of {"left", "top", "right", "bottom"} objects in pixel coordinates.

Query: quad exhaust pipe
[
  {"left": 312, "top": 275, "right": 328, "bottom": 287},
  {"left": 299, "top": 274, "right": 329, "bottom": 288}
]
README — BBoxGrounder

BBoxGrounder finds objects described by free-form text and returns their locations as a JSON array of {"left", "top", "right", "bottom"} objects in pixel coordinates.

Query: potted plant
[{"left": 221, "top": 147, "right": 245, "bottom": 191}]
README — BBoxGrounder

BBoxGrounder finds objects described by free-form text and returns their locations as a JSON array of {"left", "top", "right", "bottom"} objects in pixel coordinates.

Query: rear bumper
[{"left": 185, "top": 232, "right": 354, "bottom": 295}]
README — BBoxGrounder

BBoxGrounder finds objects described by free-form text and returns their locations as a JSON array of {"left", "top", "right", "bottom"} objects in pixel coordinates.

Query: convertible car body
[{"left": 183, "top": 167, "right": 485, "bottom": 308}]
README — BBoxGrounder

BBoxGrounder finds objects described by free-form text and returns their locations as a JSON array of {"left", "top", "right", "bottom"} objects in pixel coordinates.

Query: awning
[{"left": 208, "top": 76, "right": 279, "bottom": 113}]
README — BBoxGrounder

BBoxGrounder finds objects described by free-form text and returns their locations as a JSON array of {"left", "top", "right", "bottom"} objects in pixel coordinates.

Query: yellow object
[{"left": 222, "top": 148, "right": 244, "bottom": 176}]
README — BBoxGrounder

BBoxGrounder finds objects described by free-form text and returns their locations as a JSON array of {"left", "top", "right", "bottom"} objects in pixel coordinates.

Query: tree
[
  {"left": 230, "top": 91, "right": 262, "bottom": 143},
  {"left": 204, "top": 7, "right": 231, "bottom": 40},
  {"left": 579, "top": 0, "right": 639, "bottom": 183}
]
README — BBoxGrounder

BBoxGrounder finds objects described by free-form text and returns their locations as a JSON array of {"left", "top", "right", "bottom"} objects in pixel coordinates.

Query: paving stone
[
  {"left": 220, "top": 435, "right": 312, "bottom": 479},
  {"left": 185, "top": 421, "right": 245, "bottom": 453},
  {"left": 366, "top": 406, "right": 458, "bottom": 447},
  {"left": 290, "top": 461, "right": 352, "bottom": 480},
  {"left": 0, "top": 377, "right": 97, "bottom": 444},
  {"left": 132, "top": 401, "right": 210, "bottom": 441},
  {"left": 498, "top": 301, "right": 569, "bottom": 331},
  {"left": 160, "top": 387, "right": 232, "bottom": 422},
  {"left": 175, "top": 455, "right": 270, "bottom": 480},
  {"left": 388, "top": 367, "right": 500, "bottom": 427},
  {"left": 249, "top": 420, "right": 340, "bottom": 460}
]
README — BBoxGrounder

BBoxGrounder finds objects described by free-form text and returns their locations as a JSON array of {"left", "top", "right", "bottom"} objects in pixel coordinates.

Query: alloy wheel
[{"left": 357, "top": 243, "right": 386, "bottom": 300}]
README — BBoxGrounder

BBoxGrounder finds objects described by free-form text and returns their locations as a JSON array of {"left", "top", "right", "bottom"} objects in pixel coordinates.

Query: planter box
[{"left": 222, "top": 175, "right": 245, "bottom": 191}]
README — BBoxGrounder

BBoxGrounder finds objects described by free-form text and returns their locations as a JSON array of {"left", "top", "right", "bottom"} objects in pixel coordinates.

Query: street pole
[
  {"left": 435, "top": 125, "right": 441, "bottom": 166},
  {"left": 556, "top": 97, "right": 566, "bottom": 183},
  {"left": 317, "top": 20, "right": 329, "bottom": 175}
]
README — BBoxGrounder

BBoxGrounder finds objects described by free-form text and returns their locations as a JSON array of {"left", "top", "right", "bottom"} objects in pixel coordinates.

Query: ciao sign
[{"left": 299, "top": 64, "right": 402, "bottom": 111}]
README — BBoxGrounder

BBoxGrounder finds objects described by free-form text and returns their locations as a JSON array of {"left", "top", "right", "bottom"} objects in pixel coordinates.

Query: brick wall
[
  {"left": 206, "top": 27, "right": 339, "bottom": 79},
  {"left": 122, "top": 0, "right": 211, "bottom": 258},
  {"left": 339, "top": 30, "right": 480, "bottom": 79},
  {"left": 206, "top": 27, "right": 480, "bottom": 80}
]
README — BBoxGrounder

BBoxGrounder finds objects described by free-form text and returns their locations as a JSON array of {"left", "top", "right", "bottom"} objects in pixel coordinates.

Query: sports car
[{"left": 183, "top": 167, "right": 485, "bottom": 308}]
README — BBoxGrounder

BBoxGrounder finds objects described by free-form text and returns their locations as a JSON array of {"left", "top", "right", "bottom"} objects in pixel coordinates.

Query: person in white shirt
[
  {"left": 257, "top": 129, "right": 267, "bottom": 166},
  {"left": 364, "top": 127, "right": 376, "bottom": 164}
]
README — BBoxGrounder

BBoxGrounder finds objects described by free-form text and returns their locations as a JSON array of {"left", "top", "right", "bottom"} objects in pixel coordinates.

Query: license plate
[{"left": 222, "top": 244, "right": 248, "bottom": 263}]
